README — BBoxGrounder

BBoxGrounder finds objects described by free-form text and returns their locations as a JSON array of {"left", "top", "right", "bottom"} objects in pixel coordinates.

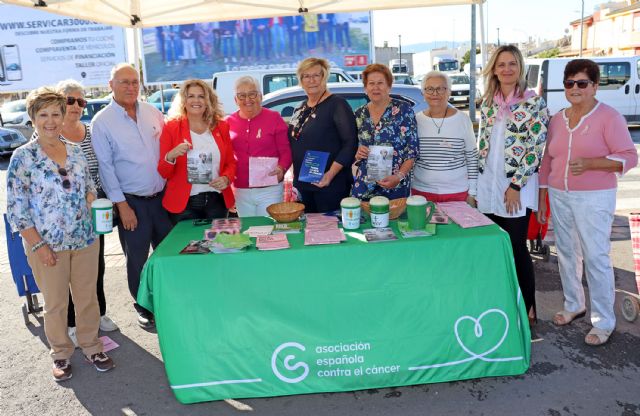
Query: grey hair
[
  {"left": 421, "top": 70, "right": 452, "bottom": 91},
  {"left": 235, "top": 76, "right": 260, "bottom": 93},
  {"left": 56, "top": 79, "right": 85, "bottom": 96},
  {"left": 110, "top": 63, "right": 136, "bottom": 81}
]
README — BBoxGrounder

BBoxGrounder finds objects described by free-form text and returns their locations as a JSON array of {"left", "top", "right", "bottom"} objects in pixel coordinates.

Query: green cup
[{"left": 406, "top": 195, "right": 435, "bottom": 230}]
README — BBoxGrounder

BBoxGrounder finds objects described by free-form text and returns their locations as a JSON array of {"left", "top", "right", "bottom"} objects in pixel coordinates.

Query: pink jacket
[
  {"left": 226, "top": 108, "right": 292, "bottom": 189},
  {"left": 539, "top": 102, "right": 638, "bottom": 191}
]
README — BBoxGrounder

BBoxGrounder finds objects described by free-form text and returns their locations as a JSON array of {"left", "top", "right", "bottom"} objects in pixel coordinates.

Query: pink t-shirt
[
  {"left": 539, "top": 102, "right": 638, "bottom": 191},
  {"left": 226, "top": 108, "right": 292, "bottom": 189}
]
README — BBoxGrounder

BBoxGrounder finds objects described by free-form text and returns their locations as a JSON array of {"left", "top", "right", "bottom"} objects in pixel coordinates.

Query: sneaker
[
  {"left": 67, "top": 327, "right": 79, "bottom": 348},
  {"left": 137, "top": 313, "right": 155, "bottom": 329},
  {"left": 99, "top": 315, "right": 119, "bottom": 332},
  {"left": 85, "top": 352, "right": 115, "bottom": 372},
  {"left": 53, "top": 359, "right": 72, "bottom": 382}
]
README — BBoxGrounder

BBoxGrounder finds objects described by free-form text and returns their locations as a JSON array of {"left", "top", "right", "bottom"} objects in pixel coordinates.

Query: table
[{"left": 138, "top": 217, "right": 530, "bottom": 404}]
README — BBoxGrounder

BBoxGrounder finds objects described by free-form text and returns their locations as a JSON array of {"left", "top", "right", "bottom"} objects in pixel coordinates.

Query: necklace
[
  {"left": 427, "top": 106, "right": 449, "bottom": 134},
  {"left": 290, "top": 90, "right": 327, "bottom": 140}
]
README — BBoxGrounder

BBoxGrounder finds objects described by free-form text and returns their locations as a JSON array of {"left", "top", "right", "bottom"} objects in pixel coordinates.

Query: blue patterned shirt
[
  {"left": 351, "top": 98, "right": 418, "bottom": 200},
  {"left": 6, "top": 137, "right": 96, "bottom": 251}
]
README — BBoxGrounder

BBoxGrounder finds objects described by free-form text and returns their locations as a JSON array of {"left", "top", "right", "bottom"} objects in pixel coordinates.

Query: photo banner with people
[
  {"left": 0, "top": 4, "right": 126, "bottom": 92},
  {"left": 141, "top": 12, "right": 372, "bottom": 84}
]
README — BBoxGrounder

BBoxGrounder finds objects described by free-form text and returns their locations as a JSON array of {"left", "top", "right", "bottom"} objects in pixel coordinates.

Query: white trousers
[
  {"left": 548, "top": 187, "right": 617, "bottom": 331},
  {"left": 235, "top": 183, "right": 284, "bottom": 217}
]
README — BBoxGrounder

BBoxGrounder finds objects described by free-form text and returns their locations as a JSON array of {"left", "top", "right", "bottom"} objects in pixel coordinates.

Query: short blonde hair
[
  {"left": 26, "top": 86, "right": 66, "bottom": 121},
  {"left": 297, "top": 57, "right": 330, "bottom": 85},
  {"left": 168, "top": 79, "right": 223, "bottom": 126}
]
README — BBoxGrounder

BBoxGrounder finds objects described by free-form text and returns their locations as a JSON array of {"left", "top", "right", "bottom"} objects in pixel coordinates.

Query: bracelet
[
  {"left": 509, "top": 183, "right": 521, "bottom": 191},
  {"left": 31, "top": 240, "right": 47, "bottom": 253},
  {"left": 396, "top": 171, "right": 407, "bottom": 181}
]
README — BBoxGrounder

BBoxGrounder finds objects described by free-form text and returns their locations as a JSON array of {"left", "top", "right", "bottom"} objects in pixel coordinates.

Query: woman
[
  {"left": 7, "top": 87, "right": 114, "bottom": 381},
  {"left": 351, "top": 63, "right": 418, "bottom": 201},
  {"left": 476, "top": 45, "right": 549, "bottom": 325},
  {"left": 537, "top": 59, "right": 638, "bottom": 346},
  {"left": 289, "top": 57, "right": 357, "bottom": 213},
  {"left": 226, "top": 76, "right": 292, "bottom": 216},
  {"left": 412, "top": 71, "right": 478, "bottom": 204},
  {"left": 56, "top": 80, "right": 118, "bottom": 346},
  {"left": 158, "top": 79, "right": 236, "bottom": 224}
]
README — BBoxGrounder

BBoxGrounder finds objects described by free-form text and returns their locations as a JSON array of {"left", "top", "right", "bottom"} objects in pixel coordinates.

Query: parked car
[
  {"left": 80, "top": 98, "right": 110, "bottom": 123},
  {"left": 0, "top": 126, "right": 28, "bottom": 156},
  {"left": 147, "top": 88, "right": 179, "bottom": 114},
  {"left": 0, "top": 99, "right": 31, "bottom": 126},
  {"left": 393, "top": 73, "right": 416, "bottom": 85},
  {"left": 213, "top": 68, "right": 354, "bottom": 114},
  {"left": 262, "top": 82, "right": 427, "bottom": 120},
  {"left": 446, "top": 73, "right": 481, "bottom": 107},
  {"left": 525, "top": 56, "right": 640, "bottom": 120}
]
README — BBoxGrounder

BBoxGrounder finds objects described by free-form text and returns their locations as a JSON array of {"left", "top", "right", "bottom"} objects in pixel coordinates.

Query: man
[{"left": 92, "top": 63, "right": 172, "bottom": 329}]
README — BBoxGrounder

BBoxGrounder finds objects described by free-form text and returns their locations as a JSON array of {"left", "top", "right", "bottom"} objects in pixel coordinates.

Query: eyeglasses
[
  {"left": 115, "top": 79, "right": 140, "bottom": 88},
  {"left": 301, "top": 73, "right": 323, "bottom": 81},
  {"left": 58, "top": 167, "right": 71, "bottom": 191},
  {"left": 66, "top": 97, "right": 87, "bottom": 107},
  {"left": 563, "top": 79, "right": 594, "bottom": 89},
  {"left": 236, "top": 91, "right": 259, "bottom": 100},
  {"left": 424, "top": 86, "right": 448, "bottom": 95}
]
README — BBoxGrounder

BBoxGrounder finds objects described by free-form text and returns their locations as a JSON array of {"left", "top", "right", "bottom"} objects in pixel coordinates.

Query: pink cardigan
[
  {"left": 539, "top": 102, "right": 638, "bottom": 191},
  {"left": 226, "top": 108, "right": 292, "bottom": 189}
]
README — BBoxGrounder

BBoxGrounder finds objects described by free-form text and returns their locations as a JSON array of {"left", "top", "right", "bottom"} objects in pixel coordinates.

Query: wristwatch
[{"left": 509, "top": 183, "right": 521, "bottom": 191}]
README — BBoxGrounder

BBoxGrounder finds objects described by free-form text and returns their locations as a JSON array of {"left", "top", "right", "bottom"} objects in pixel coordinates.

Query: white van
[
  {"left": 525, "top": 56, "right": 640, "bottom": 122},
  {"left": 212, "top": 68, "right": 354, "bottom": 114}
]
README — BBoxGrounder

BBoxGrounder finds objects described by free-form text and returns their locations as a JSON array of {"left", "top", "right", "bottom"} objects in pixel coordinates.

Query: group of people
[
  {"left": 5, "top": 45, "right": 638, "bottom": 383},
  {"left": 155, "top": 14, "right": 353, "bottom": 66}
]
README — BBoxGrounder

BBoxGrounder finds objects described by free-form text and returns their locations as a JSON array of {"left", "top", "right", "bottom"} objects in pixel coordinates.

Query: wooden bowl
[
  {"left": 267, "top": 202, "right": 305, "bottom": 223},
  {"left": 360, "top": 197, "right": 407, "bottom": 220}
]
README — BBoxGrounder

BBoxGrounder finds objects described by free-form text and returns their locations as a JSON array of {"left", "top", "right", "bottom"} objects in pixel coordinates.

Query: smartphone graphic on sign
[
  {"left": 0, "top": 51, "right": 5, "bottom": 82},
  {"left": 3, "top": 45, "right": 23, "bottom": 81}
]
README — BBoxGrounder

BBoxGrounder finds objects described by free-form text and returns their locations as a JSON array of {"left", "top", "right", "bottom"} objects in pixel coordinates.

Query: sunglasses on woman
[
  {"left": 58, "top": 167, "right": 71, "bottom": 190},
  {"left": 563, "top": 79, "right": 594, "bottom": 89},
  {"left": 66, "top": 97, "right": 87, "bottom": 107}
]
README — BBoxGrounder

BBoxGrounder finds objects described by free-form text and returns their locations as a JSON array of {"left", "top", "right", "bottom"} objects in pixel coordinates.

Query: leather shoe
[{"left": 137, "top": 313, "right": 155, "bottom": 329}]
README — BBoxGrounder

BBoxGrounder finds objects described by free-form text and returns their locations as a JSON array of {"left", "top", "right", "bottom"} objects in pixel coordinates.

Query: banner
[
  {"left": 141, "top": 12, "right": 372, "bottom": 84},
  {"left": 0, "top": 4, "right": 126, "bottom": 92}
]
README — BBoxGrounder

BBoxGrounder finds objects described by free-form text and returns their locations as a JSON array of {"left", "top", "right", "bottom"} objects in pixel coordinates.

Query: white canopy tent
[
  {"left": 2, "top": 0, "right": 483, "bottom": 27},
  {"left": 2, "top": 0, "right": 486, "bottom": 118}
]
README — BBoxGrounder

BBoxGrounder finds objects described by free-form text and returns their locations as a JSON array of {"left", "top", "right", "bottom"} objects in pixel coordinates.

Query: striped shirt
[
  {"left": 413, "top": 110, "right": 478, "bottom": 196},
  {"left": 62, "top": 124, "right": 102, "bottom": 192}
]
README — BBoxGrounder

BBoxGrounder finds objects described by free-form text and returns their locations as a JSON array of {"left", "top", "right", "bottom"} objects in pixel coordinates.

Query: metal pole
[
  {"left": 478, "top": 1, "right": 487, "bottom": 68},
  {"left": 497, "top": 27, "right": 500, "bottom": 46},
  {"left": 398, "top": 34, "right": 402, "bottom": 72},
  {"left": 579, "top": 0, "right": 584, "bottom": 57},
  {"left": 470, "top": 4, "right": 477, "bottom": 123}
]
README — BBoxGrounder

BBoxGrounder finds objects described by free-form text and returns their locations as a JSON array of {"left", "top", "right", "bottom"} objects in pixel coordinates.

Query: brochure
[
  {"left": 256, "top": 234, "right": 290, "bottom": 250},
  {"left": 437, "top": 202, "right": 494, "bottom": 228},
  {"left": 179, "top": 240, "right": 211, "bottom": 254},
  {"left": 363, "top": 227, "right": 398, "bottom": 243},
  {"left": 430, "top": 206, "right": 449, "bottom": 224},
  {"left": 249, "top": 156, "right": 279, "bottom": 188},
  {"left": 366, "top": 145, "right": 394, "bottom": 182},
  {"left": 299, "top": 150, "right": 329, "bottom": 183},
  {"left": 272, "top": 222, "right": 302, "bottom": 234},
  {"left": 186, "top": 149, "right": 213, "bottom": 184},
  {"left": 243, "top": 225, "right": 274, "bottom": 237},
  {"left": 398, "top": 222, "right": 437, "bottom": 238},
  {"left": 304, "top": 228, "right": 346, "bottom": 245}
]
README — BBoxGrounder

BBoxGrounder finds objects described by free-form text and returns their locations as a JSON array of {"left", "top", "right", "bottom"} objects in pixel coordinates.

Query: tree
[
  {"left": 536, "top": 48, "right": 560, "bottom": 58},
  {"left": 462, "top": 47, "right": 481, "bottom": 65}
]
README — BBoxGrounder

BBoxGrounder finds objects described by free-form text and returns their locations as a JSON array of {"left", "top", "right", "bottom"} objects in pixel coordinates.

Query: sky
[{"left": 373, "top": 0, "right": 603, "bottom": 47}]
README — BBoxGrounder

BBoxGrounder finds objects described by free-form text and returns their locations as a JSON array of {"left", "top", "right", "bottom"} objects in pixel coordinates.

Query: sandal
[
  {"left": 585, "top": 327, "right": 612, "bottom": 346},
  {"left": 552, "top": 309, "right": 586, "bottom": 326}
]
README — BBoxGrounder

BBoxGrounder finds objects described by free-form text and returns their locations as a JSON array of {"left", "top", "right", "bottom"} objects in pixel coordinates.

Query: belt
[{"left": 124, "top": 192, "right": 161, "bottom": 200}]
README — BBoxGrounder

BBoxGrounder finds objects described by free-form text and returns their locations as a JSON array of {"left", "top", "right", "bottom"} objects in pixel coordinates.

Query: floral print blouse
[
  {"left": 351, "top": 98, "right": 418, "bottom": 200},
  {"left": 7, "top": 136, "right": 96, "bottom": 251}
]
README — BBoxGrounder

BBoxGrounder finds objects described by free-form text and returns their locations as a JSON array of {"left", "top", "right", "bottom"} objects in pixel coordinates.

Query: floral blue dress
[
  {"left": 7, "top": 136, "right": 96, "bottom": 251},
  {"left": 351, "top": 98, "right": 418, "bottom": 200}
]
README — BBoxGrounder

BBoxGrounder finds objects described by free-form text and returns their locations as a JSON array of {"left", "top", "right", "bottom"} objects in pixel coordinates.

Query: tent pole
[{"left": 469, "top": 3, "right": 477, "bottom": 123}]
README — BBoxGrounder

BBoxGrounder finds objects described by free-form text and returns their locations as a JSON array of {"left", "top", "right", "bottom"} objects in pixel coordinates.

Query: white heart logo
[{"left": 454, "top": 309, "right": 509, "bottom": 360}]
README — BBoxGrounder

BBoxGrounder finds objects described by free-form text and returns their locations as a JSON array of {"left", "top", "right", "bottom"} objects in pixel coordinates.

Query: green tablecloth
[{"left": 139, "top": 217, "right": 530, "bottom": 404}]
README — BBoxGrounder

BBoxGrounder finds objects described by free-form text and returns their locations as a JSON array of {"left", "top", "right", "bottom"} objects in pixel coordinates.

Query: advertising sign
[
  {"left": 141, "top": 12, "right": 371, "bottom": 84},
  {"left": 0, "top": 4, "right": 126, "bottom": 91}
]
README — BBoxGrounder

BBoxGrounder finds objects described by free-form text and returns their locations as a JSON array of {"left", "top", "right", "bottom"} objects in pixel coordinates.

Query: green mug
[{"left": 406, "top": 195, "right": 435, "bottom": 230}]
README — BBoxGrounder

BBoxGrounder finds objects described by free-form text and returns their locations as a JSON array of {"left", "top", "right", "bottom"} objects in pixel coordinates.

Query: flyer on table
[{"left": 0, "top": 4, "right": 126, "bottom": 91}]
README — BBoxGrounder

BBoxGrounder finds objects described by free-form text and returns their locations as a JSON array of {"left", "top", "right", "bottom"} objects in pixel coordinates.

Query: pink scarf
[{"left": 493, "top": 88, "right": 535, "bottom": 120}]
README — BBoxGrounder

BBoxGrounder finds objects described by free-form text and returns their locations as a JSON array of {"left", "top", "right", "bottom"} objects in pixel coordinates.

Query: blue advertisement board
[{"left": 141, "top": 12, "right": 371, "bottom": 84}]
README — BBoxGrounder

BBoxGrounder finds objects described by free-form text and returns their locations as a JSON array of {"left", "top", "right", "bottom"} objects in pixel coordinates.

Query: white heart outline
[{"left": 454, "top": 309, "right": 509, "bottom": 360}]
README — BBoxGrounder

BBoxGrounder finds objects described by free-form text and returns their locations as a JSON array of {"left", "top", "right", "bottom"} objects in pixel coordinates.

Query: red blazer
[{"left": 158, "top": 117, "right": 236, "bottom": 213}]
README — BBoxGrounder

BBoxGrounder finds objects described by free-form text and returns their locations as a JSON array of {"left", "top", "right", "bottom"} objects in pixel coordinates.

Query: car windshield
[
  {"left": 449, "top": 75, "right": 470, "bottom": 85},
  {"left": 1, "top": 101, "right": 26, "bottom": 112},
  {"left": 148, "top": 90, "right": 177, "bottom": 103}
]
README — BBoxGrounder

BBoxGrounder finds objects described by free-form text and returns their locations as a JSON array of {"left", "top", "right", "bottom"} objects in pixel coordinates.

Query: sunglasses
[
  {"left": 58, "top": 167, "right": 71, "bottom": 191},
  {"left": 563, "top": 79, "right": 594, "bottom": 89},
  {"left": 66, "top": 97, "right": 87, "bottom": 107}
]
